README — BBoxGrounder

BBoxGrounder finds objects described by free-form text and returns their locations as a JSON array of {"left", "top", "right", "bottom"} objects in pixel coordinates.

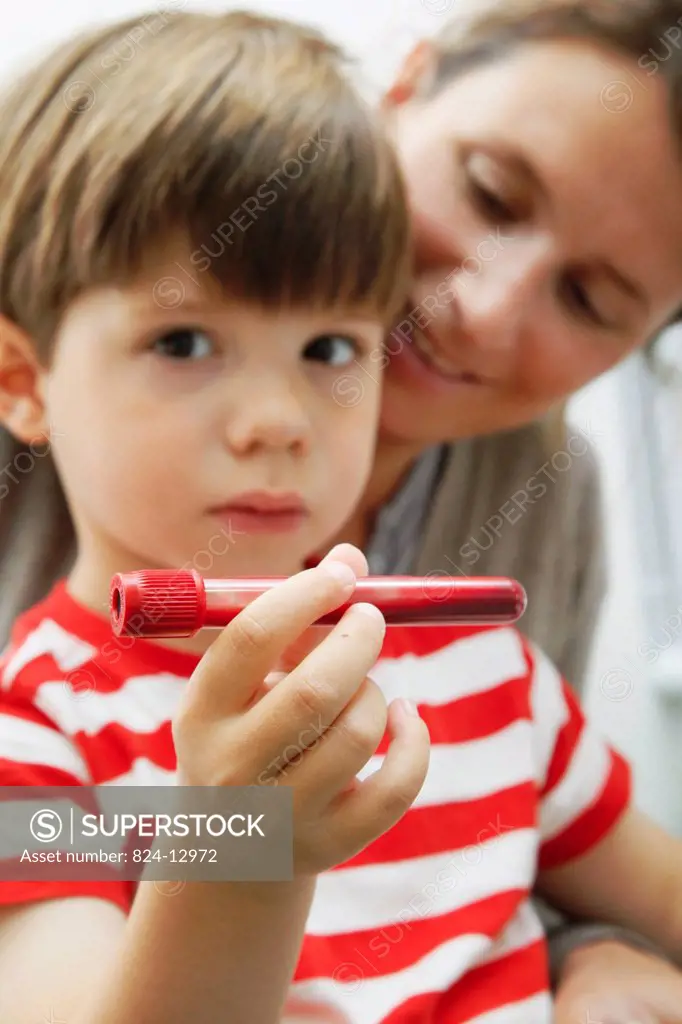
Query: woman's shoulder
[
  {"left": 420, "top": 416, "right": 607, "bottom": 681},
  {"left": 421, "top": 414, "right": 605, "bottom": 578},
  {"left": 441, "top": 414, "right": 602, "bottom": 510}
]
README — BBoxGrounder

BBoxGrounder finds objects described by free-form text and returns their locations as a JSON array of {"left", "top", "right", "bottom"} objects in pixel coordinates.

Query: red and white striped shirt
[{"left": 0, "top": 582, "right": 631, "bottom": 1023}]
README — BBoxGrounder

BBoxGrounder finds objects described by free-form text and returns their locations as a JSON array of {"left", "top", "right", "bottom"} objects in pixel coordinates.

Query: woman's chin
[
  {"left": 380, "top": 356, "right": 550, "bottom": 444},
  {"left": 378, "top": 387, "right": 528, "bottom": 446},
  {"left": 377, "top": 385, "right": 472, "bottom": 445}
]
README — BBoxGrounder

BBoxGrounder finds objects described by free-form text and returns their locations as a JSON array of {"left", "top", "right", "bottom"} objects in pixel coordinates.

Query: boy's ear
[
  {"left": 382, "top": 41, "right": 436, "bottom": 110},
  {"left": 0, "top": 315, "right": 50, "bottom": 446}
]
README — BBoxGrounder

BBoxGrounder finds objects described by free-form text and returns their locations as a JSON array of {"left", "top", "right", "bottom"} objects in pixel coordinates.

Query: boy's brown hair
[
  {"left": 0, "top": 8, "right": 411, "bottom": 639},
  {"left": 0, "top": 8, "right": 411, "bottom": 351}
]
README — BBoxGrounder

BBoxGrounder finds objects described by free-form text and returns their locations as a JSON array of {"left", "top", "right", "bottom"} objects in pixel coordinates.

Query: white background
[{"left": 2, "top": 0, "right": 681, "bottom": 831}]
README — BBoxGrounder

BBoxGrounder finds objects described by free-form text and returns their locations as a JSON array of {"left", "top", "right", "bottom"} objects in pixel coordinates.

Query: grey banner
[{"left": 0, "top": 786, "right": 293, "bottom": 881}]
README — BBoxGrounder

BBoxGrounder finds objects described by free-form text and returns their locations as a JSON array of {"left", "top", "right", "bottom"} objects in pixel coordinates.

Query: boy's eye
[
  {"left": 303, "top": 335, "right": 357, "bottom": 367},
  {"left": 152, "top": 328, "right": 214, "bottom": 360}
]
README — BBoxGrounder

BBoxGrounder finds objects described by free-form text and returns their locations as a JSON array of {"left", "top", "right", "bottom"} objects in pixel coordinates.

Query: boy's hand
[
  {"left": 554, "top": 940, "right": 682, "bottom": 1023},
  {"left": 172, "top": 543, "right": 430, "bottom": 875}
]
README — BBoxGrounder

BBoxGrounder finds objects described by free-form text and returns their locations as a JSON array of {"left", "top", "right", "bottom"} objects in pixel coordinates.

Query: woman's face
[{"left": 381, "top": 38, "right": 682, "bottom": 444}]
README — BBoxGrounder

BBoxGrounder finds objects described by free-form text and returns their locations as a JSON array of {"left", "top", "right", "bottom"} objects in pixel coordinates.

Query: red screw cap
[{"left": 110, "top": 570, "right": 206, "bottom": 637}]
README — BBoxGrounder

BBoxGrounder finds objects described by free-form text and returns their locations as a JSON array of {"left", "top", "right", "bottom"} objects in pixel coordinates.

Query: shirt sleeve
[
  {"left": 527, "top": 641, "right": 632, "bottom": 871},
  {"left": 0, "top": 695, "right": 133, "bottom": 915}
]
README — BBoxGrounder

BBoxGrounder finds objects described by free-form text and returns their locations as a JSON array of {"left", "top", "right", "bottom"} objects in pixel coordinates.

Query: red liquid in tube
[{"left": 110, "top": 570, "right": 527, "bottom": 638}]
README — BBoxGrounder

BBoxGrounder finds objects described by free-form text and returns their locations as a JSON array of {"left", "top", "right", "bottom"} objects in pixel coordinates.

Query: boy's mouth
[{"left": 208, "top": 491, "right": 310, "bottom": 535}]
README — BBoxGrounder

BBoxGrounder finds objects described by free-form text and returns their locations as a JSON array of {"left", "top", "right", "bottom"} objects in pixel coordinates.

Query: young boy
[{"left": 0, "top": 9, "right": 679, "bottom": 1024}]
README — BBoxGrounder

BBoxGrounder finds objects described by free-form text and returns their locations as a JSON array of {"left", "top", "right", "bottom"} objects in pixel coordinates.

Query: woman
[
  {"left": 329, "top": 1, "right": 682, "bottom": 1020},
  {"left": 338, "top": 0, "right": 682, "bottom": 688},
  {"left": 1, "top": 0, "right": 682, "bottom": 1019}
]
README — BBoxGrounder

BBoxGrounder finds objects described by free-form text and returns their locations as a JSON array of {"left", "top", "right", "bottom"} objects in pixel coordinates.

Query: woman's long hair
[{"left": 0, "top": 428, "right": 75, "bottom": 647}]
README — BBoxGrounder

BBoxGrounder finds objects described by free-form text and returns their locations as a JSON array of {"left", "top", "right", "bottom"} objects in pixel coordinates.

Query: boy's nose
[{"left": 225, "top": 383, "right": 311, "bottom": 457}]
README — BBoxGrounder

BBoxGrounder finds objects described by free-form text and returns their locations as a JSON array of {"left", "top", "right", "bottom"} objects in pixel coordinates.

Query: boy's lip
[
  {"left": 212, "top": 490, "right": 309, "bottom": 514},
  {"left": 207, "top": 492, "right": 311, "bottom": 534}
]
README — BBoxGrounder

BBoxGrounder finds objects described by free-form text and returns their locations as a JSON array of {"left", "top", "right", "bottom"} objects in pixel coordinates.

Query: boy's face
[{"left": 41, "top": 239, "right": 384, "bottom": 583}]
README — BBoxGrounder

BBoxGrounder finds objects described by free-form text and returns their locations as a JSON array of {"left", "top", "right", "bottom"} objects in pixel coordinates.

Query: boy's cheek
[
  {"left": 367, "top": 343, "right": 389, "bottom": 372},
  {"left": 53, "top": 413, "right": 186, "bottom": 510},
  {"left": 330, "top": 363, "right": 382, "bottom": 414},
  {"left": 329, "top": 416, "right": 379, "bottom": 496}
]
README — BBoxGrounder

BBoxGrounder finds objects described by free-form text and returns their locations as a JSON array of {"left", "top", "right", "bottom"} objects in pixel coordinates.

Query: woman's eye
[
  {"left": 470, "top": 179, "right": 516, "bottom": 224},
  {"left": 152, "top": 328, "right": 215, "bottom": 360},
  {"left": 303, "top": 335, "right": 357, "bottom": 367},
  {"left": 560, "top": 277, "right": 604, "bottom": 327}
]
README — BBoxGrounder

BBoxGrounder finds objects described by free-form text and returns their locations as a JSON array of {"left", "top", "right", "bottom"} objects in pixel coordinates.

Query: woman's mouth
[
  {"left": 388, "top": 316, "right": 489, "bottom": 395},
  {"left": 411, "top": 327, "right": 483, "bottom": 384}
]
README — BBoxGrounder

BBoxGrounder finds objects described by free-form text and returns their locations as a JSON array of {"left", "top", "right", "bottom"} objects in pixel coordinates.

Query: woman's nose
[
  {"left": 453, "top": 239, "right": 551, "bottom": 353},
  {"left": 225, "top": 382, "right": 312, "bottom": 457}
]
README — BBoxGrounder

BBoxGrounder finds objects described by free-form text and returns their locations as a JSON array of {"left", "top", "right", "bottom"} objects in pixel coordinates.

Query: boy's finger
[
  {"left": 275, "top": 625, "right": 330, "bottom": 675},
  {"left": 326, "top": 699, "right": 430, "bottom": 858},
  {"left": 247, "top": 602, "right": 385, "bottom": 767},
  {"left": 277, "top": 676, "right": 388, "bottom": 808},
  {"left": 272, "top": 547, "right": 370, "bottom": 673},
  {"left": 319, "top": 542, "right": 369, "bottom": 579},
  {"left": 186, "top": 550, "right": 361, "bottom": 718}
]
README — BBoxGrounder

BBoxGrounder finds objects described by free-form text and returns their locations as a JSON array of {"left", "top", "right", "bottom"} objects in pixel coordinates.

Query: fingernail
[
  {"left": 398, "top": 698, "right": 419, "bottom": 717},
  {"left": 351, "top": 602, "right": 384, "bottom": 622},
  {"left": 322, "top": 560, "right": 356, "bottom": 587},
  {"left": 263, "top": 671, "right": 288, "bottom": 688}
]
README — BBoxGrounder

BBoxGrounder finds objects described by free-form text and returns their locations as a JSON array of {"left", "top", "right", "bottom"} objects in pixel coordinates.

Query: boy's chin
[{"left": 179, "top": 543, "right": 309, "bottom": 580}]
